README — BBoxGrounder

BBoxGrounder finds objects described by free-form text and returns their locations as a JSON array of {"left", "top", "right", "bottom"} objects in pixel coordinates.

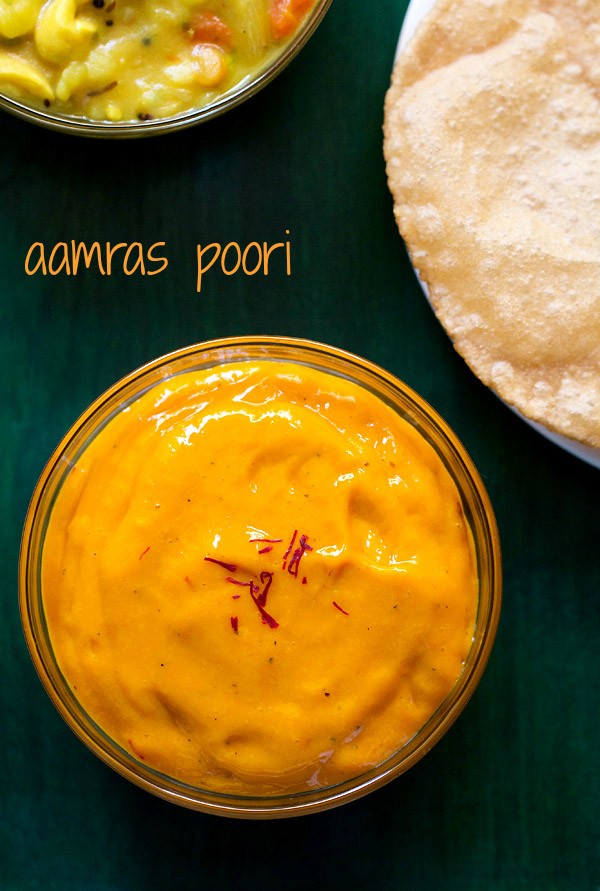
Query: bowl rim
[
  {"left": 19, "top": 335, "right": 502, "bottom": 817},
  {"left": 0, "top": 0, "right": 332, "bottom": 138}
]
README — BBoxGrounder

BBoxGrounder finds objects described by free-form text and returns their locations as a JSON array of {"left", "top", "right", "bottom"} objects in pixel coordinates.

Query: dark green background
[{"left": 1, "top": 2, "right": 598, "bottom": 888}]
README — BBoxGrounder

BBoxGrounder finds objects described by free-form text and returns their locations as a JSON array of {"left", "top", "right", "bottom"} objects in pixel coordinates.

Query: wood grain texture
[{"left": 1, "top": 1, "right": 598, "bottom": 888}]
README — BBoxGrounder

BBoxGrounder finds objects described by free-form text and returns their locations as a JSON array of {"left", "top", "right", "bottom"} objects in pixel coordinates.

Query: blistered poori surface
[{"left": 384, "top": 0, "right": 600, "bottom": 447}]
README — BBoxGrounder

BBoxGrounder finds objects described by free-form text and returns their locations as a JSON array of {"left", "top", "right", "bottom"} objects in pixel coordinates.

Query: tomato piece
[
  {"left": 269, "top": 0, "right": 313, "bottom": 40},
  {"left": 188, "top": 11, "right": 233, "bottom": 51}
]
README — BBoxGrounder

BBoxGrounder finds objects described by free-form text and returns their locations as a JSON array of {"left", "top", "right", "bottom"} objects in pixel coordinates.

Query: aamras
[
  {"left": 39, "top": 357, "right": 480, "bottom": 795},
  {"left": 0, "top": 0, "right": 317, "bottom": 122},
  {"left": 25, "top": 239, "right": 169, "bottom": 276}
]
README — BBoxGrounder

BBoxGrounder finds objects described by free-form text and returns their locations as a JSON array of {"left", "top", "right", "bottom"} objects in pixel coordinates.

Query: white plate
[
  {"left": 396, "top": 0, "right": 437, "bottom": 56},
  {"left": 393, "top": 0, "right": 600, "bottom": 469}
]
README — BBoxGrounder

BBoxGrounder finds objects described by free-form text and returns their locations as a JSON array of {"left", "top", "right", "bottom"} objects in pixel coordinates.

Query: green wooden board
[{"left": 1, "top": 2, "right": 598, "bottom": 888}]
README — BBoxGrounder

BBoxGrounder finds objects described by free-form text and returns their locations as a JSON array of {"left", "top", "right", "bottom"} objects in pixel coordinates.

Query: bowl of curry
[
  {"left": 0, "top": 0, "right": 332, "bottom": 136},
  {"left": 20, "top": 337, "right": 501, "bottom": 817}
]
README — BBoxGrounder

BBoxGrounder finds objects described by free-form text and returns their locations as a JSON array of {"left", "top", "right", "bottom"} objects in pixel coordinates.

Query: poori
[{"left": 384, "top": 0, "right": 600, "bottom": 448}]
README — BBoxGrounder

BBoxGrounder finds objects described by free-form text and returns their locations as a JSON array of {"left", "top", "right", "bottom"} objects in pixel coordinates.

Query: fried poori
[{"left": 384, "top": 0, "right": 600, "bottom": 448}]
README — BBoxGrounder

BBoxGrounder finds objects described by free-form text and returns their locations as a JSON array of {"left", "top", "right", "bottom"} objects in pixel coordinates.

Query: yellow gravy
[{"left": 0, "top": 0, "right": 316, "bottom": 122}]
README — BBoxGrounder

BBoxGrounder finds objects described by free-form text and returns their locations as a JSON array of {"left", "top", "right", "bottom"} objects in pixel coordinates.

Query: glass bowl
[
  {"left": 0, "top": 0, "right": 332, "bottom": 138},
  {"left": 19, "top": 336, "right": 502, "bottom": 817}
]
